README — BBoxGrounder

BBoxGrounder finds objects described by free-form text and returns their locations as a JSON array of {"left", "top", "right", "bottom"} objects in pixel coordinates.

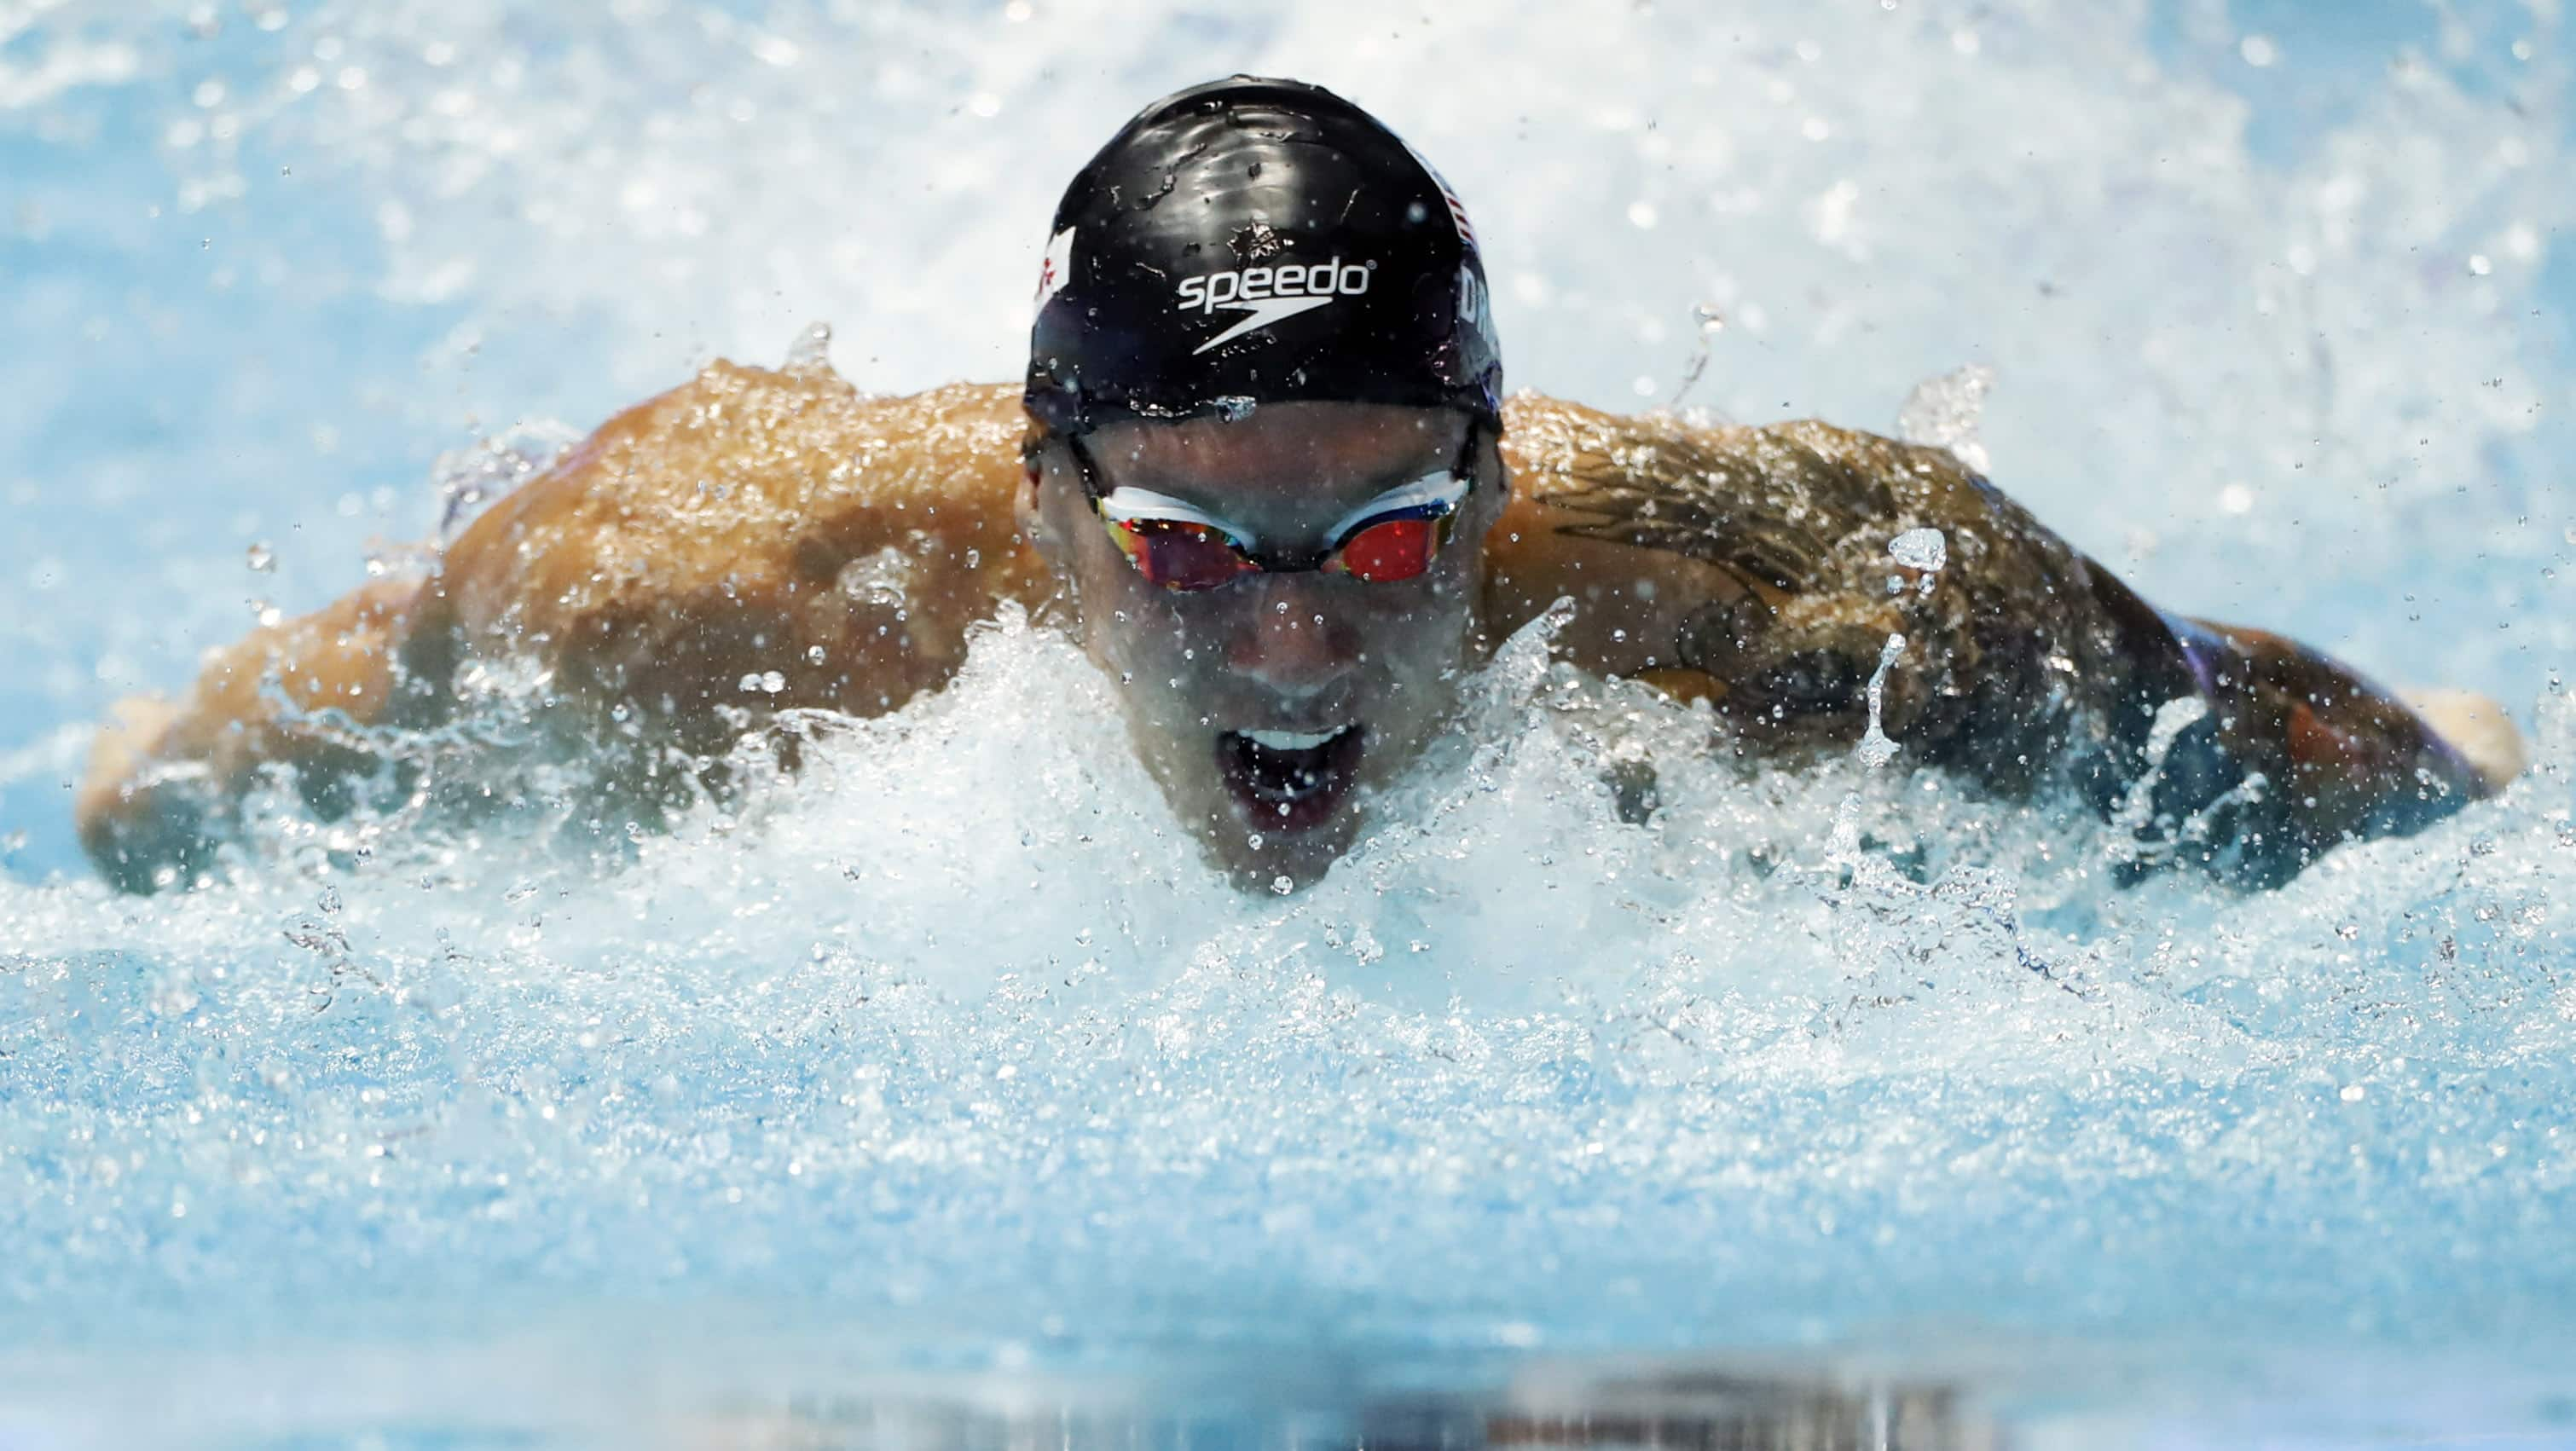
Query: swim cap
[{"left": 1025, "top": 76, "right": 1502, "bottom": 437}]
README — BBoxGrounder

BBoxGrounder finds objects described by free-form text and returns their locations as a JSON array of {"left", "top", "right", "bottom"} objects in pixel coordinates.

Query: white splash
[
  {"left": 1888, "top": 526, "right": 1947, "bottom": 574},
  {"left": 1896, "top": 363, "right": 1997, "bottom": 475},
  {"left": 1, "top": 2, "right": 2573, "bottom": 1442}
]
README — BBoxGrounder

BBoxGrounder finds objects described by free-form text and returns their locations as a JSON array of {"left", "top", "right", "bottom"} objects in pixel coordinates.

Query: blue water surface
[{"left": 3, "top": 3, "right": 2574, "bottom": 1447}]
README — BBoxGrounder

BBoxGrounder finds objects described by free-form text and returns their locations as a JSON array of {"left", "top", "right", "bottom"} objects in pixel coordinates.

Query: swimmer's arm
[
  {"left": 1487, "top": 400, "right": 1934, "bottom": 744},
  {"left": 1490, "top": 401, "right": 2523, "bottom": 870},
  {"left": 75, "top": 576, "right": 442, "bottom": 893},
  {"left": 77, "top": 369, "right": 1043, "bottom": 892}
]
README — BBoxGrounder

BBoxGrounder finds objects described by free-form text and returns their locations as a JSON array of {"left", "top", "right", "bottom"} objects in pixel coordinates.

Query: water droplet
[
  {"left": 1854, "top": 633, "right": 1908, "bottom": 770},
  {"left": 433, "top": 422, "right": 580, "bottom": 546},
  {"left": 1271, "top": 875, "right": 1295, "bottom": 895},
  {"left": 1888, "top": 527, "right": 1947, "bottom": 573},
  {"left": 1896, "top": 364, "right": 1995, "bottom": 474},
  {"left": 782, "top": 321, "right": 833, "bottom": 373}
]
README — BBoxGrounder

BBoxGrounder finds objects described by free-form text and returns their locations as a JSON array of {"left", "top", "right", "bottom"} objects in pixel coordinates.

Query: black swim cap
[{"left": 1025, "top": 76, "right": 1502, "bottom": 438}]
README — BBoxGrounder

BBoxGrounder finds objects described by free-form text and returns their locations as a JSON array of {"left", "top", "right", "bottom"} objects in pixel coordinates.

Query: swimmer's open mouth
[{"left": 1215, "top": 724, "right": 1367, "bottom": 835}]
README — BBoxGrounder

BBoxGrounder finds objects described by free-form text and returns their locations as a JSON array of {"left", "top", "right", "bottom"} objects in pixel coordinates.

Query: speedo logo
[{"left": 1174, "top": 258, "right": 1374, "bottom": 356}]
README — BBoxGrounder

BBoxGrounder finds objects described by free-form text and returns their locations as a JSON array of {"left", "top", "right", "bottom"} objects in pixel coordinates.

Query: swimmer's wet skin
[{"left": 76, "top": 76, "right": 2524, "bottom": 895}]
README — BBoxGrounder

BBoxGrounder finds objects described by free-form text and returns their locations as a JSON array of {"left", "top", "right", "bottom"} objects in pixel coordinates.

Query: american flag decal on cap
[
  {"left": 1397, "top": 135, "right": 1478, "bottom": 252},
  {"left": 1439, "top": 184, "right": 1475, "bottom": 246},
  {"left": 1035, "top": 226, "right": 1077, "bottom": 315}
]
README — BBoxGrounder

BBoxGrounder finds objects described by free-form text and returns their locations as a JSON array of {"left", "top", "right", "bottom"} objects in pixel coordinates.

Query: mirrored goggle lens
[
  {"left": 1323, "top": 512, "right": 1455, "bottom": 583},
  {"left": 1104, "top": 517, "right": 1261, "bottom": 592},
  {"left": 1100, "top": 500, "right": 1465, "bottom": 592}
]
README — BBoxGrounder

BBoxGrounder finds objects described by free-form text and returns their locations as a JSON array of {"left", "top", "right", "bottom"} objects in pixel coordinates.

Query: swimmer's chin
[{"left": 1208, "top": 818, "right": 1359, "bottom": 894}]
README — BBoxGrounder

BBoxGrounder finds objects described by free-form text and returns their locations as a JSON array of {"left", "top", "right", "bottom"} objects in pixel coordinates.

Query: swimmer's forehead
[{"left": 1085, "top": 402, "right": 1470, "bottom": 524}]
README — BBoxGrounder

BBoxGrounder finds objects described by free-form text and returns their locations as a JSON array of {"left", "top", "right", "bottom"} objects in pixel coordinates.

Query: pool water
[{"left": 3, "top": 2, "right": 2573, "bottom": 1447}]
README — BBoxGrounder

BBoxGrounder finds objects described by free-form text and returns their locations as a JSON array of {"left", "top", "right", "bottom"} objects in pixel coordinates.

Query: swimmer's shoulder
[
  {"left": 1489, "top": 396, "right": 2109, "bottom": 756},
  {"left": 420, "top": 363, "right": 1046, "bottom": 726},
  {"left": 1485, "top": 398, "right": 1923, "bottom": 729},
  {"left": 435, "top": 365, "right": 1039, "bottom": 641},
  {"left": 1498, "top": 396, "right": 1994, "bottom": 523},
  {"left": 77, "top": 370, "right": 1043, "bottom": 888}
]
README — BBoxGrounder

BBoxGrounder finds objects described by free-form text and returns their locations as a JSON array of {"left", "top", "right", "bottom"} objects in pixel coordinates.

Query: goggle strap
[
  {"left": 1091, "top": 486, "right": 1257, "bottom": 547},
  {"left": 1320, "top": 471, "right": 1472, "bottom": 547}
]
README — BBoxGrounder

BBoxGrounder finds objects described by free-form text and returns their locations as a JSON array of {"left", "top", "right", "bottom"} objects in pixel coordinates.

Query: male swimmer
[{"left": 77, "top": 77, "right": 2525, "bottom": 895}]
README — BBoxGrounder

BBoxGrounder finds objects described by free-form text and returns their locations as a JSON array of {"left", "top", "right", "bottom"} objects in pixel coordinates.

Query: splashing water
[
  {"left": 430, "top": 420, "right": 582, "bottom": 547},
  {"left": 3, "top": 2, "right": 2576, "bottom": 1446},
  {"left": 1887, "top": 525, "right": 1948, "bottom": 575},
  {"left": 780, "top": 319, "right": 835, "bottom": 376},
  {"left": 1896, "top": 364, "right": 1998, "bottom": 476}
]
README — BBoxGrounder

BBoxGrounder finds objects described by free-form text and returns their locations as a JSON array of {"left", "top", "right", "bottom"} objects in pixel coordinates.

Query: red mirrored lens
[
  {"left": 1327, "top": 517, "right": 1441, "bottom": 583},
  {"left": 1111, "top": 518, "right": 1260, "bottom": 591}
]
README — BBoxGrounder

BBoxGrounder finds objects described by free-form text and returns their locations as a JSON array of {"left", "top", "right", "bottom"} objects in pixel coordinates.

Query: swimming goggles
[{"left": 1066, "top": 427, "right": 1479, "bottom": 593}]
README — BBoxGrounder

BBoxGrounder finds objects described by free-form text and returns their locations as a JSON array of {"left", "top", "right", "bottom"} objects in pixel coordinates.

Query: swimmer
[{"left": 76, "top": 76, "right": 2526, "bottom": 895}]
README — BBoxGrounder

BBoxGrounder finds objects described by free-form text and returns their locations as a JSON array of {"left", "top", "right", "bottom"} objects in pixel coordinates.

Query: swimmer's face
[{"left": 1024, "top": 401, "right": 1506, "bottom": 889}]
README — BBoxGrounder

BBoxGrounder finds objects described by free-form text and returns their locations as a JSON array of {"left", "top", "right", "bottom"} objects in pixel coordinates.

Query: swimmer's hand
[
  {"left": 74, "top": 577, "right": 433, "bottom": 893},
  {"left": 75, "top": 695, "right": 212, "bottom": 893},
  {"left": 2400, "top": 688, "right": 2528, "bottom": 795}
]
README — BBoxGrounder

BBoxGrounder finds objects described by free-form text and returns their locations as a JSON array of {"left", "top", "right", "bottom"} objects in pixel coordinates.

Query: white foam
[{"left": 2, "top": 1, "right": 2573, "bottom": 1440}]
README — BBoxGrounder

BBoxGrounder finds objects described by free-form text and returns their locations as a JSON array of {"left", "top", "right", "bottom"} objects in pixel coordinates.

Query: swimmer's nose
[{"left": 1228, "top": 578, "right": 1355, "bottom": 700}]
